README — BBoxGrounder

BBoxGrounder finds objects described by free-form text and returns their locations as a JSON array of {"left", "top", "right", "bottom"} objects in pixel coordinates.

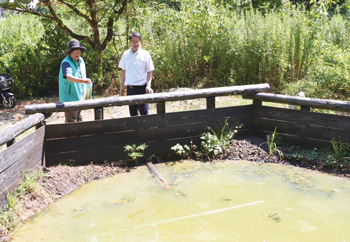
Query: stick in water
[
  {"left": 118, "top": 200, "right": 264, "bottom": 231},
  {"left": 146, "top": 162, "right": 171, "bottom": 189}
]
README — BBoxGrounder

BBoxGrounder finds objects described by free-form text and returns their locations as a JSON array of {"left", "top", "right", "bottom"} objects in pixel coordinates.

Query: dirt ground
[{"left": 0, "top": 97, "right": 349, "bottom": 241}]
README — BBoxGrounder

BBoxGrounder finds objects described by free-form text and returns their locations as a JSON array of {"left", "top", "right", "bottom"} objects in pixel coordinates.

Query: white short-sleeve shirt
[{"left": 118, "top": 47, "right": 155, "bottom": 86}]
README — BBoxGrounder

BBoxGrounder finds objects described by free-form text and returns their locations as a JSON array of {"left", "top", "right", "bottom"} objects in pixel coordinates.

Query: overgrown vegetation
[
  {"left": 171, "top": 120, "right": 237, "bottom": 160},
  {"left": 0, "top": 0, "right": 349, "bottom": 101},
  {"left": 124, "top": 143, "right": 148, "bottom": 164},
  {"left": 171, "top": 122, "right": 350, "bottom": 174},
  {"left": 0, "top": 168, "right": 45, "bottom": 235},
  {"left": 261, "top": 127, "right": 284, "bottom": 160},
  {"left": 326, "top": 137, "right": 350, "bottom": 171},
  {"left": 280, "top": 137, "right": 350, "bottom": 173}
]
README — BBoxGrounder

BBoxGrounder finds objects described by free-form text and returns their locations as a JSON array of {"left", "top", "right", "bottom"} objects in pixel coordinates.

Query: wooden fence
[
  {"left": 30, "top": 84, "right": 270, "bottom": 166},
  {"left": 244, "top": 93, "right": 350, "bottom": 147},
  {"left": 1, "top": 83, "right": 350, "bottom": 201},
  {"left": 24, "top": 83, "right": 350, "bottom": 166},
  {"left": 0, "top": 113, "right": 45, "bottom": 201}
]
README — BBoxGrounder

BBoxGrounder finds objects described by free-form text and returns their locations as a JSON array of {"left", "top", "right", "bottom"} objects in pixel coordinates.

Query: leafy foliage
[
  {"left": 262, "top": 127, "right": 284, "bottom": 160},
  {"left": 0, "top": 0, "right": 128, "bottom": 53},
  {"left": 0, "top": 0, "right": 350, "bottom": 100},
  {"left": 171, "top": 141, "right": 199, "bottom": 159},
  {"left": 307, "top": 43, "right": 350, "bottom": 101},
  {"left": 323, "top": 137, "right": 350, "bottom": 171},
  {"left": 171, "top": 120, "right": 237, "bottom": 160},
  {"left": 124, "top": 143, "right": 148, "bottom": 161},
  {"left": 0, "top": 168, "right": 45, "bottom": 234},
  {"left": 200, "top": 121, "right": 237, "bottom": 159}
]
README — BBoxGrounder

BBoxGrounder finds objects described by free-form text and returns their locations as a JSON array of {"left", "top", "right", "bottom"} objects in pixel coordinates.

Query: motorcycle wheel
[{"left": 2, "top": 96, "right": 16, "bottom": 109}]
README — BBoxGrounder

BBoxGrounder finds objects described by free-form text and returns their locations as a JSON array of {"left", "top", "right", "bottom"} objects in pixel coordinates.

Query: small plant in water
[
  {"left": 200, "top": 120, "right": 237, "bottom": 160},
  {"left": 172, "top": 120, "right": 237, "bottom": 160},
  {"left": 325, "top": 137, "right": 350, "bottom": 171},
  {"left": 124, "top": 143, "right": 148, "bottom": 162},
  {"left": 171, "top": 141, "right": 198, "bottom": 159},
  {"left": 265, "top": 212, "right": 282, "bottom": 222},
  {"left": 262, "top": 127, "right": 284, "bottom": 160}
]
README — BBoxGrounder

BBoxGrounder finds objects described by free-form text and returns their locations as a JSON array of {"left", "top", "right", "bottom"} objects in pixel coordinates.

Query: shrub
[{"left": 306, "top": 43, "right": 350, "bottom": 101}]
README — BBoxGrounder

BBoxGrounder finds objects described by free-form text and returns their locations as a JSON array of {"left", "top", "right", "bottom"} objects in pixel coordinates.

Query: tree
[{"left": 0, "top": 0, "right": 127, "bottom": 53}]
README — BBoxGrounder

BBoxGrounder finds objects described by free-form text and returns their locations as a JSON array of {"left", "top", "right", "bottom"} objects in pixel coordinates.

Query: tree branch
[
  {"left": 45, "top": 0, "right": 92, "bottom": 45},
  {"left": 100, "top": 0, "right": 127, "bottom": 51},
  {"left": 56, "top": 0, "right": 94, "bottom": 27}
]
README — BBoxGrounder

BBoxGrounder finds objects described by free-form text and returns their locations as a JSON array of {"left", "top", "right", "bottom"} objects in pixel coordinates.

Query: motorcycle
[{"left": 0, "top": 60, "right": 16, "bottom": 109}]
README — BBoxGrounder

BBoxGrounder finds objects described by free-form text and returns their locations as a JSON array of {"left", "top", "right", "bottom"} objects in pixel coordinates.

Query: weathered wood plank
[
  {"left": 0, "top": 113, "right": 45, "bottom": 147},
  {"left": 45, "top": 136, "right": 203, "bottom": 166},
  {"left": 44, "top": 107, "right": 252, "bottom": 166},
  {"left": 254, "top": 106, "right": 350, "bottom": 129},
  {"left": 254, "top": 130, "right": 332, "bottom": 148},
  {"left": 245, "top": 93, "right": 350, "bottom": 112},
  {"left": 0, "top": 126, "right": 45, "bottom": 201},
  {"left": 255, "top": 118, "right": 350, "bottom": 141},
  {"left": 0, "top": 158, "right": 41, "bottom": 202},
  {"left": 0, "top": 126, "right": 45, "bottom": 170},
  {"left": 45, "top": 116, "right": 249, "bottom": 154},
  {"left": 253, "top": 106, "right": 350, "bottom": 147},
  {"left": 45, "top": 106, "right": 252, "bottom": 139},
  {"left": 25, "top": 84, "right": 270, "bottom": 114},
  {"left": 45, "top": 114, "right": 165, "bottom": 139}
]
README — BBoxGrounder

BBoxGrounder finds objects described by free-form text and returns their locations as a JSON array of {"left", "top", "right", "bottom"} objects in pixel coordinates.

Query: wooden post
[
  {"left": 35, "top": 120, "right": 44, "bottom": 130},
  {"left": 206, "top": 97, "right": 215, "bottom": 109},
  {"left": 301, "top": 106, "right": 311, "bottom": 112},
  {"left": 6, "top": 139, "right": 15, "bottom": 147},
  {"left": 157, "top": 101, "right": 166, "bottom": 114},
  {"left": 43, "top": 112, "right": 52, "bottom": 119},
  {"left": 253, "top": 99, "right": 262, "bottom": 106},
  {"left": 94, "top": 107, "right": 104, "bottom": 120}
]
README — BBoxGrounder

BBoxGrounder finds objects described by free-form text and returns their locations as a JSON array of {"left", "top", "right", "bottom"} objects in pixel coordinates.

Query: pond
[{"left": 13, "top": 160, "right": 350, "bottom": 241}]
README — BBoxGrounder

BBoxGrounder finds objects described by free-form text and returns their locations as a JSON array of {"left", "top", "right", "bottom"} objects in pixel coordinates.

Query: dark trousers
[{"left": 127, "top": 84, "right": 149, "bottom": 116}]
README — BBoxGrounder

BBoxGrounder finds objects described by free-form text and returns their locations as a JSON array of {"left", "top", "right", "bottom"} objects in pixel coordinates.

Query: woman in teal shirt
[{"left": 59, "top": 39, "right": 92, "bottom": 123}]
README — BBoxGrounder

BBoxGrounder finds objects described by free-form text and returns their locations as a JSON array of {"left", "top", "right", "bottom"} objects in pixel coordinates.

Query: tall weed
[{"left": 1, "top": 1, "right": 350, "bottom": 100}]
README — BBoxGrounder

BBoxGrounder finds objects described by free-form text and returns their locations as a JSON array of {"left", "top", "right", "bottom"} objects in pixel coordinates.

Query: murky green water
[{"left": 13, "top": 160, "right": 350, "bottom": 242}]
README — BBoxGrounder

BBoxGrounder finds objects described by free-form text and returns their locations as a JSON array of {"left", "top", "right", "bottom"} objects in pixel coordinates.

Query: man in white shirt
[{"left": 118, "top": 32, "right": 154, "bottom": 116}]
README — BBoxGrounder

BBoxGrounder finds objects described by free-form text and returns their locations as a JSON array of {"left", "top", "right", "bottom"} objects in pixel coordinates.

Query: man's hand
[
  {"left": 120, "top": 85, "right": 125, "bottom": 96},
  {"left": 146, "top": 85, "right": 153, "bottom": 94}
]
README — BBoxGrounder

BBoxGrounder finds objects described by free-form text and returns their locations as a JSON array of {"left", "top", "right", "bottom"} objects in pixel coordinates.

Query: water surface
[{"left": 13, "top": 160, "right": 350, "bottom": 241}]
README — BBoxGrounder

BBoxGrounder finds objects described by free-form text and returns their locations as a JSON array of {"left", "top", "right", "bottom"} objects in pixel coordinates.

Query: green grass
[{"left": 0, "top": 168, "right": 45, "bottom": 235}]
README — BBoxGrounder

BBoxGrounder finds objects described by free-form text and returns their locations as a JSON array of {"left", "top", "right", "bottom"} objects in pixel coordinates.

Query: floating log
[{"left": 146, "top": 162, "right": 170, "bottom": 189}]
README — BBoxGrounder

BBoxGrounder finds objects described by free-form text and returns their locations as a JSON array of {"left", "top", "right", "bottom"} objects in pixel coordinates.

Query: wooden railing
[
  {"left": 243, "top": 93, "right": 350, "bottom": 112},
  {"left": 24, "top": 84, "right": 271, "bottom": 119},
  {"left": 0, "top": 113, "right": 46, "bottom": 201},
  {"left": 0, "top": 113, "right": 45, "bottom": 147}
]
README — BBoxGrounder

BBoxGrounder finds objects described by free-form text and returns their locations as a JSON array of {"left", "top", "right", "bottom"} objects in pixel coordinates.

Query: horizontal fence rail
[
  {"left": 244, "top": 93, "right": 350, "bottom": 112},
  {"left": 24, "top": 84, "right": 270, "bottom": 116},
  {"left": 0, "top": 113, "right": 45, "bottom": 147},
  {"left": 0, "top": 113, "right": 46, "bottom": 202}
]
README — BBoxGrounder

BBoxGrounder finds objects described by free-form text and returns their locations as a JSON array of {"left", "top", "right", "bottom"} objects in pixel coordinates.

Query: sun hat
[{"left": 66, "top": 39, "right": 86, "bottom": 53}]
